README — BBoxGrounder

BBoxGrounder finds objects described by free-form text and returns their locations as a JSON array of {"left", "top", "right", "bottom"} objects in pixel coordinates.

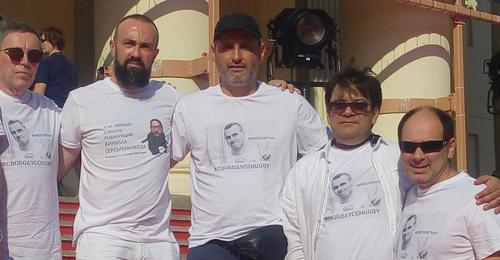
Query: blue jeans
[
  {"left": 187, "top": 225, "right": 287, "bottom": 260},
  {"left": 187, "top": 242, "right": 239, "bottom": 260}
]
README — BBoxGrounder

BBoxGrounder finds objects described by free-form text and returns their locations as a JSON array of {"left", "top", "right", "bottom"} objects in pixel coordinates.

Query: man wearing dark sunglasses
[
  {"left": 0, "top": 22, "right": 61, "bottom": 259},
  {"left": 281, "top": 68, "right": 500, "bottom": 260},
  {"left": 395, "top": 106, "right": 500, "bottom": 259}
]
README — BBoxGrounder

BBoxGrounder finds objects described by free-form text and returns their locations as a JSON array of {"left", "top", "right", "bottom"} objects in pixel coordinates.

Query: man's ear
[
  {"left": 153, "top": 47, "right": 160, "bottom": 59},
  {"left": 210, "top": 42, "right": 216, "bottom": 61},
  {"left": 371, "top": 106, "right": 380, "bottom": 125},
  {"left": 259, "top": 42, "right": 267, "bottom": 61},
  {"left": 110, "top": 39, "right": 116, "bottom": 59},
  {"left": 447, "top": 138, "right": 456, "bottom": 159}
]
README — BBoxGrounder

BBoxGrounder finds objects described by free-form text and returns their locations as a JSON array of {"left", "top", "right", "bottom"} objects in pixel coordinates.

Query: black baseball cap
[{"left": 214, "top": 12, "right": 261, "bottom": 40}]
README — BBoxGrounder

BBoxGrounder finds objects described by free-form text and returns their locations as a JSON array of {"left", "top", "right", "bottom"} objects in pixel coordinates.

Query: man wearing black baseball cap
[
  {"left": 213, "top": 12, "right": 262, "bottom": 40},
  {"left": 171, "top": 12, "right": 329, "bottom": 259}
]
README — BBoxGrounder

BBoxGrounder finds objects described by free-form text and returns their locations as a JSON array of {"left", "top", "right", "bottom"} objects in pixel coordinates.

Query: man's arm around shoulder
[
  {"left": 474, "top": 175, "right": 500, "bottom": 214},
  {"left": 33, "top": 83, "right": 47, "bottom": 95},
  {"left": 58, "top": 144, "right": 80, "bottom": 180},
  {"left": 485, "top": 251, "right": 500, "bottom": 259}
]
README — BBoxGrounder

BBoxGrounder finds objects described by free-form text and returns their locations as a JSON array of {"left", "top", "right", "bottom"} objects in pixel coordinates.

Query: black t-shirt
[{"left": 35, "top": 52, "right": 78, "bottom": 107}]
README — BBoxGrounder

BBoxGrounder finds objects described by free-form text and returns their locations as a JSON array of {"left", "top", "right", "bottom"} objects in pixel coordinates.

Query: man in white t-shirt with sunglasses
[
  {"left": 395, "top": 106, "right": 500, "bottom": 259},
  {"left": 281, "top": 67, "right": 500, "bottom": 260},
  {"left": 0, "top": 21, "right": 61, "bottom": 259}
]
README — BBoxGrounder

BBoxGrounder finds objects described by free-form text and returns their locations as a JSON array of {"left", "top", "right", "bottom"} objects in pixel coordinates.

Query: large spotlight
[
  {"left": 0, "top": 13, "right": 7, "bottom": 31},
  {"left": 268, "top": 8, "right": 337, "bottom": 70},
  {"left": 485, "top": 51, "right": 500, "bottom": 114}
]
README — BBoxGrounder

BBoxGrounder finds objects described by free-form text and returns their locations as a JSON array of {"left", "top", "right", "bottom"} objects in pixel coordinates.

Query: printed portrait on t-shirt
[
  {"left": 324, "top": 170, "right": 383, "bottom": 222},
  {"left": 206, "top": 121, "right": 274, "bottom": 172},
  {"left": 223, "top": 123, "right": 245, "bottom": 160},
  {"left": 103, "top": 118, "right": 170, "bottom": 159},
  {"left": 8, "top": 120, "right": 30, "bottom": 152},
  {"left": 396, "top": 214, "right": 435, "bottom": 260},
  {"left": 144, "top": 119, "right": 167, "bottom": 155},
  {"left": 401, "top": 215, "right": 417, "bottom": 251},
  {"left": 6, "top": 120, "right": 51, "bottom": 160},
  {"left": 0, "top": 115, "right": 57, "bottom": 169},
  {"left": 332, "top": 173, "right": 354, "bottom": 204}
]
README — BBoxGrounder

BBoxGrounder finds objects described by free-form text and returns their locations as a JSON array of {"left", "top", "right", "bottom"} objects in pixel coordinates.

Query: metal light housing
[{"left": 268, "top": 8, "right": 336, "bottom": 69}]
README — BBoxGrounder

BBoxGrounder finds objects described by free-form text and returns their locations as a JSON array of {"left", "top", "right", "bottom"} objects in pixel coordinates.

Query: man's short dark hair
[
  {"left": 41, "top": 26, "right": 65, "bottom": 50},
  {"left": 224, "top": 122, "right": 243, "bottom": 132},
  {"left": 214, "top": 12, "right": 261, "bottom": 43},
  {"left": 8, "top": 119, "right": 26, "bottom": 129},
  {"left": 406, "top": 214, "right": 417, "bottom": 225},
  {"left": 0, "top": 22, "right": 40, "bottom": 45},
  {"left": 150, "top": 119, "right": 162, "bottom": 126},
  {"left": 332, "top": 172, "right": 352, "bottom": 182},
  {"left": 397, "top": 106, "right": 454, "bottom": 142},
  {"left": 113, "top": 14, "right": 159, "bottom": 47},
  {"left": 324, "top": 67, "right": 382, "bottom": 111}
]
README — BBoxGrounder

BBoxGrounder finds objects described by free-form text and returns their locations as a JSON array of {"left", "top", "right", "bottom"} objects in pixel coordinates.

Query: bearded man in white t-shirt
[
  {"left": 395, "top": 106, "right": 500, "bottom": 259},
  {"left": 58, "top": 14, "right": 180, "bottom": 259},
  {"left": 281, "top": 68, "right": 500, "bottom": 260},
  {"left": 0, "top": 22, "right": 61, "bottom": 259},
  {"left": 171, "top": 12, "right": 329, "bottom": 260}
]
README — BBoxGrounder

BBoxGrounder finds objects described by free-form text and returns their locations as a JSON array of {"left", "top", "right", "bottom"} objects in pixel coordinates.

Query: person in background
[
  {"left": 34, "top": 26, "right": 78, "bottom": 108},
  {"left": 34, "top": 26, "right": 78, "bottom": 196}
]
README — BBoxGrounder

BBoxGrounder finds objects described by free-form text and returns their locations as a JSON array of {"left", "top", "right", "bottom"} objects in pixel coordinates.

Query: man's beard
[
  {"left": 219, "top": 65, "right": 258, "bottom": 88},
  {"left": 114, "top": 56, "right": 151, "bottom": 88}
]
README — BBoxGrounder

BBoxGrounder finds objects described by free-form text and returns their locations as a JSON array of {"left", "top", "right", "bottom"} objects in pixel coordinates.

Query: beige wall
[
  {"left": 343, "top": 0, "right": 452, "bottom": 143},
  {"left": 0, "top": 0, "right": 75, "bottom": 61},
  {"left": 0, "top": 0, "right": 97, "bottom": 87}
]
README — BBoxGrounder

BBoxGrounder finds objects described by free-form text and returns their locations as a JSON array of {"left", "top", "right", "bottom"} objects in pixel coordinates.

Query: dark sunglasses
[
  {"left": 1, "top": 47, "right": 43, "bottom": 64},
  {"left": 328, "top": 100, "right": 370, "bottom": 115},
  {"left": 399, "top": 140, "right": 449, "bottom": 154}
]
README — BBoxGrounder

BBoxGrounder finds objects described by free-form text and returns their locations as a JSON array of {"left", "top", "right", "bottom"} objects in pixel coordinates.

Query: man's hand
[
  {"left": 268, "top": 80, "right": 301, "bottom": 94},
  {"left": 474, "top": 175, "right": 500, "bottom": 214}
]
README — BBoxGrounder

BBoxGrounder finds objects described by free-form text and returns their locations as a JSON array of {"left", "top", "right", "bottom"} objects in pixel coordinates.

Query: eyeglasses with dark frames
[
  {"left": 399, "top": 140, "right": 449, "bottom": 154},
  {"left": 328, "top": 100, "right": 370, "bottom": 115},
  {"left": 1, "top": 47, "right": 43, "bottom": 64}
]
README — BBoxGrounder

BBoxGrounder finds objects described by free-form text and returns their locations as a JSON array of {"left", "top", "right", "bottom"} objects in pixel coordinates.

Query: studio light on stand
[
  {"left": 0, "top": 13, "right": 7, "bottom": 31},
  {"left": 267, "top": 8, "right": 339, "bottom": 86},
  {"left": 484, "top": 51, "right": 500, "bottom": 114}
]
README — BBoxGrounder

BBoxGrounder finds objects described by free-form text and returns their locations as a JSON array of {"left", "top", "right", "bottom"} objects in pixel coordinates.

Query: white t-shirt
[
  {"left": 394, "top": 172, "right": 500, "bottom": 260},
  {"left": 0, "top": 106, "right": 5, "bottom": 257},
  {"left": 60, "top": 78, "right": 181, "bottom": 244},
  {"left": 315, "top": 142, "right": 392, "bottom": 260},
  {"left": 171, "top": 82, "right": 329, "bottom": 247},
  {"left": 0, "top": 90, "right": 61, "bottom": 259}
]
